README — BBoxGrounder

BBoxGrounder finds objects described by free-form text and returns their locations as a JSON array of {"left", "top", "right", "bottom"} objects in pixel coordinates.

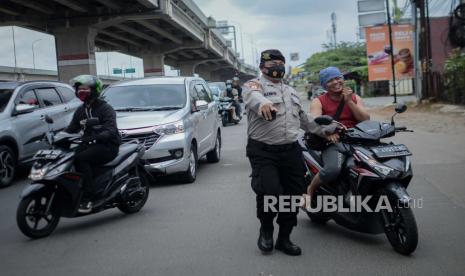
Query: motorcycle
[
  {"left": 16, "top": 116, "right": 151, "bottom": 239},
  {"left": 300, "top": 104, "right": 418, "bottom": 255},
  {"left": 218, "top": 97, "right": 240, "bottom": 127}
]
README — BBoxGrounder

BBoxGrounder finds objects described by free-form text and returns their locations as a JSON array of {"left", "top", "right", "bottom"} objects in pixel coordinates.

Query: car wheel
[
  {"left": 0, "top": 145, "right": 17, "bottom": 188},
  {"left": 180, "top": 143, "right": 197, "bottom": 183},
  {"left": 206, "top": 131, "right": 221, "bottom": 163}
]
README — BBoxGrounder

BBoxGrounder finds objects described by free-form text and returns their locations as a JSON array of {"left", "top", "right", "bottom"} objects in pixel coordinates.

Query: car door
[
  {"left": 55, "top": 85, "right": 80, "bottom": 126},
  {"left": 197, "top": 82, "right": 218, "bottom": 151},
  {"left": 11, "top": 88, "right": 49, "bottom": 159},
  {"left": 35, "top": 87, "right": 68, "bottom": 132},
  {"left": 190, "top": 82, "right": 209, "bottom": 155}
]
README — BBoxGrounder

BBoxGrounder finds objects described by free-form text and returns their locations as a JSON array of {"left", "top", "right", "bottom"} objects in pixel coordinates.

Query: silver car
[
  {"left": 0, "top": 81, "right": 81, "bottom": 187},
  {"left": 102, "top": 77, "right": 221, "bottom": 183}
]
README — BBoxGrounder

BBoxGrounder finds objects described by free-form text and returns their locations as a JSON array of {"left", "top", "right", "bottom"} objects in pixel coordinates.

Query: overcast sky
[{"left": 0, "top": 0, "right": 455, "bottom": 75}]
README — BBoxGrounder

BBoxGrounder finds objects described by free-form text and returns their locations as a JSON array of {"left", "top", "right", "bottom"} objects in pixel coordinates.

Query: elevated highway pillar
[
  {"left": 142, "top": 54, "right": 165, "bottom": 77},
  {"left": 54, "top": 27, "right": 98, "bottom": 82}
]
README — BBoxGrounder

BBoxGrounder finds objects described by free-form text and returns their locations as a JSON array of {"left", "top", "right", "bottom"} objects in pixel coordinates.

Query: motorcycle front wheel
[
  {"left": 16, "top": 191, "right": 60, "bottom": 239},
  {"left": 382, "top": 195, "right": 418, "bottom": 255}
]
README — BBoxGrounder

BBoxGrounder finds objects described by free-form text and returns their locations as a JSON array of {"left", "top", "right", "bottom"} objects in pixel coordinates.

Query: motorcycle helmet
[{"left": 70, "top": 75, "right": 103, "bottom": 102}]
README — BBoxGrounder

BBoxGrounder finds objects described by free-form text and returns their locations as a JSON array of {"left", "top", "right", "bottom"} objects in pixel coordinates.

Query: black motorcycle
[
  {"left": 218, "top": 97, "right": 240, "bottom": 127},
  {"left": 16, "top": 116, "right": 150, "bottom": 239},
  {"left": 300, "top": 104, "right": 418, "bottom": 255}
]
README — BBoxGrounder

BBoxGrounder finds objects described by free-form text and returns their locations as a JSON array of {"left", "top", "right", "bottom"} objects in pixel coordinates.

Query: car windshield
[
  {"left": 103, "top": 84, "right": 186, "bottom": 111},
  {"left": 0, "top": 89, "right": 14, "bottom": 113}
]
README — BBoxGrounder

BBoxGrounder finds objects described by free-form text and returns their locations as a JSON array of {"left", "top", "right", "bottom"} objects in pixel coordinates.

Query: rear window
[
  {"left": 0, "top": 89, "right": 14, "bottom": 112},
  {"left": 103, "top": 84, "right": 186, "bottom": 109}
]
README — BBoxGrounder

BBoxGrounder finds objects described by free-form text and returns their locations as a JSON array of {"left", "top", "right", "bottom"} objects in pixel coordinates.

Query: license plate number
[{"left": 370, "top": 144, "right": 411, "bottom": 158}]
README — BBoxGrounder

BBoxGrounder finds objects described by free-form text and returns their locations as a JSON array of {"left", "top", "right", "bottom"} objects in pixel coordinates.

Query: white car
[{"left": 102, "top": 77, "right": 221, "bottom": 183}]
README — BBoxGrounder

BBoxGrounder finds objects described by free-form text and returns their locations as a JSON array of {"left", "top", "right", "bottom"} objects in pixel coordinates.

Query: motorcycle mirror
[
  {"left": 315, "top": 115, "right": 333, "bottom": 125},
  {"left": 395, "top": 103, "right": 407, "bottom": 114},
  {"left": 45, "top": 115, "right": 54, "bottom": 124}
]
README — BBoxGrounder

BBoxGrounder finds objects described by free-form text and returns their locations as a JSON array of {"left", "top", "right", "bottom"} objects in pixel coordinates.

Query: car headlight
[
  {"left": 356, "top": 150, "right": 399, "bottom": 177},
  {"left": 154, "top": 121, "right": 184, "bottom": 136}
]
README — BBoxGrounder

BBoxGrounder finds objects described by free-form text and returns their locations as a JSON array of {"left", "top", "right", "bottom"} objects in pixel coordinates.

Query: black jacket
[{"left": 66, "top": 99, "right": 121, "bottom": 146}]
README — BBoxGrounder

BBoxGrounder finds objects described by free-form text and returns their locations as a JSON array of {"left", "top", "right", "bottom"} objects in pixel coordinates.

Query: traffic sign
[
  {"left": 125, "top": 68, "right": 136, "bottom": 73},
  {"left": 113, "top": 68, "right": 122, "bottom": 74}
]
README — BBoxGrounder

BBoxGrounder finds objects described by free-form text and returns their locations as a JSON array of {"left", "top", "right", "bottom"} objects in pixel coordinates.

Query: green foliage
[
  {"left": 303, "top": 41, "right": 368, "bottom": 83},
  {"left": 444, "top": 49, "right": 465, "bottom": 104}
]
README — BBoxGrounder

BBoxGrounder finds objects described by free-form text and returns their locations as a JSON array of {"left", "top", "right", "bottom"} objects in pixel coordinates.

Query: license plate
[
  {"left": 34, "top": 150, "right": 62, "bottom": 160},
  {"left": 370, "top": 144, "right": 411, "bottom": 158}
]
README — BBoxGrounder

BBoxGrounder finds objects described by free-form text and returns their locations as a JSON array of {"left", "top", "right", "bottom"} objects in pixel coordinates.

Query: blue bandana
[{"left": 319, "top": 67, "right": 343, "bottom": 89}]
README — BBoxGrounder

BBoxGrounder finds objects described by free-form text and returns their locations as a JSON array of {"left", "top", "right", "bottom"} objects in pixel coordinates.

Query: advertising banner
[{"left": 365, "top": 25, "right": 414, "bottom": 81}]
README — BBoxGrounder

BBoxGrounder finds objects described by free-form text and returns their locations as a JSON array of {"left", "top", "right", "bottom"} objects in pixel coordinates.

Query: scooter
[
  {"left": 218, "top": 97, "right": 240, "bottom": 127},
  {"left": 16, "top": 116, "right": 150, "bottom": 239},
  {"left": 300, "top": 104, "right": 418, "bottom": 255}
]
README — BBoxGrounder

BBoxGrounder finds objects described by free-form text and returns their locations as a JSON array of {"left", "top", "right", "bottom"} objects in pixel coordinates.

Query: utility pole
[
  {"left": 331, "top": 12, "right": 337, "bottom": 48},
  {"left": 418, "top": 0, "right": 432, "bottom": 100},
  {"left": 386, "top": 0, "right": 398, "bottom": 103}
]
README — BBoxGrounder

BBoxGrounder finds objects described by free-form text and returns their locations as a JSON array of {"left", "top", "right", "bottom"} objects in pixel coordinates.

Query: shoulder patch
[{"left": 244, "top": 80, "right": 262, "bottom": 91}]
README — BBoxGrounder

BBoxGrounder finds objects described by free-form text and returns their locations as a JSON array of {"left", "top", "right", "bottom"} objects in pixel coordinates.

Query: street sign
[
  {"left": 125, "top": 68, "right": 136, "bottom": 73},
  {"left": 113, "top": 68, "right": 122, "bottom": 74},
  {"left": 358, "top": 0, "right": 385, "bottom": 13},
  {"left": 217, "top": 20, "right": 230, "bottom": 35},
  {"left": 359, "top": 12, "right": 386, "bottom": 27},
  {"left": 290, "top": 53, "right": 299, "bottom": 61}
]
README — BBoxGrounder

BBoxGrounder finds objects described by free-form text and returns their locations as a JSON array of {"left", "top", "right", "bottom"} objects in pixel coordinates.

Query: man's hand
[
  {"left": 342, "top": 87, "right": 354, "bottom": 103},
  {"left": 259, "top": 102, "right": 278, "bottom": 121},
  {"left": 326, "top": 133, "right": 340, "bottom": 144}
]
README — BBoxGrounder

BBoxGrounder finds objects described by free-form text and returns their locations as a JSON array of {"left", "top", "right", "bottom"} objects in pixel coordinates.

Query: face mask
[
  {"left": 226, "top": 84, "right": 232, "bottom": 89},
  {"left": 264, "top": 64, "right": 285, "bottom": 79},
  {"left": 77, "top": 89, "right": 91, "bottom": 102}
]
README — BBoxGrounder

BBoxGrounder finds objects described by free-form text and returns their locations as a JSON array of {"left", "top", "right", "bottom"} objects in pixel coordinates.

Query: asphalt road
[{"left": 1, "top": 98, "right": 465, "bottom": 276}]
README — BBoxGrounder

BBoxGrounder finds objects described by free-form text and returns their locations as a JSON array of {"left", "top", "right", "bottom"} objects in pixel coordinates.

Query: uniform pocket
[{"left": 267, "top": 96, "right": 285, "bottom": 115}]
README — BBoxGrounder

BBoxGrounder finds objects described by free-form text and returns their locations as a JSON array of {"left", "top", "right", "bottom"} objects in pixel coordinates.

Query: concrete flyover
[{"left": 0, "top": 0, "right": 258, "bottom": 83}]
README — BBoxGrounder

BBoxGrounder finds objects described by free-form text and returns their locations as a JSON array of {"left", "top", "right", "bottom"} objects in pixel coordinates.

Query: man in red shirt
[{"left": 305, "top": 67, "right": 370, "bottom": 199}]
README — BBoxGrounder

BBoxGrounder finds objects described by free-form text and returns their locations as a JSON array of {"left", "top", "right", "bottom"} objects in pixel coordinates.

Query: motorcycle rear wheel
[
  {"left": 118, "top": 168, "right": 150, "bottom": 214},
  {"left": 16, "top": 192, "right": 60, "bottom": 239}
]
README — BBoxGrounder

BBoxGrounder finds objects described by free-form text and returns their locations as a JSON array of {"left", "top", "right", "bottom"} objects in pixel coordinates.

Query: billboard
[
  {"left": 365, "top": 24, "right": 414, "bottom": 81},
  {"left": 357, "top": 0, "right": 385, "bottom": 13}
]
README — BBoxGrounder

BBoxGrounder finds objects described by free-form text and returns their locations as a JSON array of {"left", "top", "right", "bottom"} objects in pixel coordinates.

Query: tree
[{"left": 303, "top": 41, "right": 368, "bottom": 82}]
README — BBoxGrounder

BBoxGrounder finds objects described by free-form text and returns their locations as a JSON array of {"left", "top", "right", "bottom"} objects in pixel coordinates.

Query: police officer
[{"left": 243, "top": 49, "right": 336, "bottom": 256}]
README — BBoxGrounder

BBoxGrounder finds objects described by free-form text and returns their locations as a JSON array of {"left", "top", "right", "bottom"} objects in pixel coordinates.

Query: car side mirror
[
  {"left": 195, "top": 100, "right": 208, "bottom": 111},
  {"left": 14, "top": 104, "right": 37, "bottom": 115},
  {"left": 395, "top": 103, "right": 407, "bottom": 114}
]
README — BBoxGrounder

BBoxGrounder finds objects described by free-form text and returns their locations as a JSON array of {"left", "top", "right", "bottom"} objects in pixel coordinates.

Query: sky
[{"left": 0, "top": 0, "right": 457, "bottom": 76}]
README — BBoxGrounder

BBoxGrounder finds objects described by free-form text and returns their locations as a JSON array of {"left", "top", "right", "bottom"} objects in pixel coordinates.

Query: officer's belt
[{"left": 248, "top": 139, "right": 298, "bottom": 152}]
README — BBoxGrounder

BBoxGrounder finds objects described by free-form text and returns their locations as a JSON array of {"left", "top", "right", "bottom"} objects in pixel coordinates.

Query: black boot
[
  {"left": 257, "top": 227, "right": 274, "bottom": 253},
  {"left": 275, "top": 227, "right": 301, "bottom": 256},
  {"left": 275, "top": 237, "right": 302, "bottom": 256}
]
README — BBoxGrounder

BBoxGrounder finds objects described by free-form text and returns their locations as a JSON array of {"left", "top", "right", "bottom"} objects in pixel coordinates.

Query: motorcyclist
[
  {"left": 225, "top": 79, "right": 240, "bottom": 121},
  {"left": 232, "top": 76, "right": 244, "bottom": 116},
  {"left": 304, "top": 67, "right": 370, "bottom": 201},
  {"left": 65, "top": 75, "right": 121, "bottom": 212}
]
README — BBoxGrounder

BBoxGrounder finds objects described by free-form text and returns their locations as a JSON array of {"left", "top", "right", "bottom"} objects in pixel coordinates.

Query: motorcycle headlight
[
  {"left": 29, "top": 167, "right": 47, "bottom": 181},
  {"left": 154, "top": 121, "right": 184, "bottom": 136}
]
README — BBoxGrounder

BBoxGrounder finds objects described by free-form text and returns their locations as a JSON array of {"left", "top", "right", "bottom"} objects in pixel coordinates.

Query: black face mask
[{"left": 264, "top": 64, "right": 285, "bottom": 79}]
